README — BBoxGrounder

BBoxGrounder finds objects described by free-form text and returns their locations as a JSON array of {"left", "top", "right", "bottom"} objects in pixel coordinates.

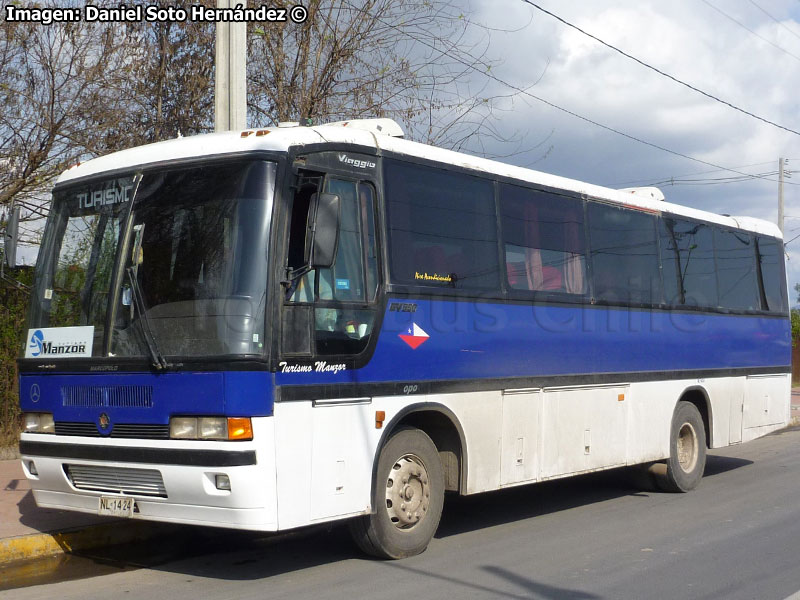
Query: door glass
[
  {"left": 318, "top": 178, "right": 365, "bottom": 302},
  {"left": 284, "top": 175, "right": 379, "bottom": 356}
]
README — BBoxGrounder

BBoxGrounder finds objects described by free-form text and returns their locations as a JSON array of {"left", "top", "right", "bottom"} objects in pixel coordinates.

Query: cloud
[{"left": 468, "top": 0, "right": 800, "bottom": 293}]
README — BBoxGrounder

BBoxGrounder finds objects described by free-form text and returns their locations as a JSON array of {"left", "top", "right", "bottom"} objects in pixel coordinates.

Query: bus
[{"left": 17, "top": 118, "right": 790, "bottom": 559}]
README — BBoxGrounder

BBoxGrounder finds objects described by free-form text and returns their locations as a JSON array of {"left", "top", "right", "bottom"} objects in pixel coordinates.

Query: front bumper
[{"left": 18, "top": 417, "right": 278, "bottom": 531}]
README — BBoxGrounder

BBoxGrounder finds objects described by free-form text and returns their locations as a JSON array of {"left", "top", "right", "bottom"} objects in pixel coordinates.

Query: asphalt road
[{"left": 4, "top": 427, "right": 800, "bottom": 600}]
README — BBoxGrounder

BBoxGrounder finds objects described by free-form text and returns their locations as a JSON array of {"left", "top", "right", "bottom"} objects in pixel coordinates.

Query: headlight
[
  {"left": 169, "top": 417, "right": 198, "bottom": 439},
  {"left": 22, "top": 412, "right": 54, "bottom": 434},
  {"left": 169, "top": 417, "right": 252, "bottom": 441},
  {"left": 198, "top": 417, "right": 226, "bottom": 440}
]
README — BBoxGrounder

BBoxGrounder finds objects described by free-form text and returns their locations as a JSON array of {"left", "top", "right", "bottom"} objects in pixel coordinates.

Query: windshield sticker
[
  {"left": 414, "top": 271, "right": 452, "bottom": 284},
  {"left": 26, "top": 326, "right": 94, "bottom": 359},
  {"left": 335, "top": 278, "right": 350, "bottom": 290},
  {"left": 279, "top": 361, "right": 347, "bottom": 375},
  {"left": 76, "top": 181, "right": 133, "bottom": 211}
]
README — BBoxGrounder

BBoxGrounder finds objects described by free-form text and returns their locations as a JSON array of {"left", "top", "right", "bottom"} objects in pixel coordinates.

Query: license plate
[{"left": 98, "top": 496, "right": 134, "bottom": 517}]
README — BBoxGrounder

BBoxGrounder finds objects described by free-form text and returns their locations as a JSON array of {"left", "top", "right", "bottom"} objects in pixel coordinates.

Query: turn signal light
[
  {"left": 169, "top": 416, "right": 253, "bottom": 441},
  {"left": 227, "top": 417, "right": 253, "bottom": 441}
]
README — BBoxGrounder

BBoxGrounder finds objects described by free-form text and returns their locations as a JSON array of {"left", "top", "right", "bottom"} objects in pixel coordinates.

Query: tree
[
  {"left": 1, "top": 1, "right": 534, "bottom": 232},
  {"left": 1, "top": 9, "right": 218, "bottom": 251},
  {"left": 90, "top": 21, "right": 215, "bottom": 151},
  {"left": 247, "top": 0, "right": 530, "bottom": 152},
  {"left": 0, "top": 18, "right": 133, "bottom": 237}
]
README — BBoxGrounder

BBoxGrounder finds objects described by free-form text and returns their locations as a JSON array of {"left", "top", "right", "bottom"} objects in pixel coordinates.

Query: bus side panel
[
  {"left": 500, "top": 388, "right": 541, "bottom": 486},
  {"left": 538, "top": 385, "right": 627, "bottom": 479},
  {"left": 429, "top": 391, "right": 503, "bottom": 494},
  {"left": 742, "top": 373, "right": 791, "bottom": 442},
  {"left": 273, "top": 392, "right": 504, "bottom": 528},
  {"left": 273, "top": 373, "right": 790, "bottom": 528},
  {"left": 273, "top": 400, "right": 378, "bottom": 529},
  {"left": 699, "top": 376, "right": 744, "bottom": 448}
]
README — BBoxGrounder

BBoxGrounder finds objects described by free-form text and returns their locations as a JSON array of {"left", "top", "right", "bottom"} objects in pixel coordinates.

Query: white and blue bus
[{"left": 18, "top": 119, "right": 790, "bottom": 558}]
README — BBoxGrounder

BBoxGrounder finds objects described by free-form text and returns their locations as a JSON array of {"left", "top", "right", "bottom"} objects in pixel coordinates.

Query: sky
[
  {"left": 13, "top": 0, "right": 800, "bottom": 301},
  {"left": 463, "top": 0, "right": 800, "bottom": 301}
]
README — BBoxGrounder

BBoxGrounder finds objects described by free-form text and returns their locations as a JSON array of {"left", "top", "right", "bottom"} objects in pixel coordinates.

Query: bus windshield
[{"left": 28, "top": 159, "right": 275, "bottom": 359}]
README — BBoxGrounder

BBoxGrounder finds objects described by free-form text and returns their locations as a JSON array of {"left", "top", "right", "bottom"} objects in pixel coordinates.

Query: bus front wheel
[
  {"left": 349, "top": 427, "right": 444, "bottom": 559},
  {"left": 660, "top": 401, "right": 707, "bottom": 493}
]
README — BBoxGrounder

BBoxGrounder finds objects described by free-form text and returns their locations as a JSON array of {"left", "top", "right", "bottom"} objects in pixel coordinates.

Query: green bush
[
  {"left": 793, "top": 309, "right": 800, "bottom": 348},
  {"left": 0, "top": 267, "right": 32, "bottom": 450}
]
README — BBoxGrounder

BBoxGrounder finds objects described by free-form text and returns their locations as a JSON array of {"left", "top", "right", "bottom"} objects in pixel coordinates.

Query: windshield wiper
[{"left": 126, "top": 267, "right": 169, "bottom": 370}]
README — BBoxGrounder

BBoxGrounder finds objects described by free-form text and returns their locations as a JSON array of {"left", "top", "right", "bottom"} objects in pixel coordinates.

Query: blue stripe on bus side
[
  {"left": 276, "top": 299, "right": 791, "bottom": 386},
  {"left": 18, "top": 300, "right": 790, "bottom": 423}
]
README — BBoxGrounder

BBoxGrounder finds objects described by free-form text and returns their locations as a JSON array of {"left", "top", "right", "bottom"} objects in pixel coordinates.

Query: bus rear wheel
[
  {"left": 349, "top": 427, "right": 444, "bottom": 559},
  {"left": 659, "top": 401, "right": 707, "bottom": 493}
]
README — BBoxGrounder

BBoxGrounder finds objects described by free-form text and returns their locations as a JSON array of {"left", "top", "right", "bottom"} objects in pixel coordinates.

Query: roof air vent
[{"left": 618, "top": 186, "right": 665, "bottom": 201}]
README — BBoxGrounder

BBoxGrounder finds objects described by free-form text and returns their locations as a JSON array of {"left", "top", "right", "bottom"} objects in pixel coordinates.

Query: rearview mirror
[
  {"left": 306, "top": 193, "right": 340, "bottom": 269},
  {"left": 3, "top": 204, "right": 20, "bottom": 269}
]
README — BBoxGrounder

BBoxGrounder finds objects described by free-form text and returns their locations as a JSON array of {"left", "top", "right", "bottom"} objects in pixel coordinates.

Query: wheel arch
[
  {"left": 372, "top": 403, "right": 468, "bottom": 498},
  {"left": 677, "top": 385, "right": 713, "bottom": 448}
]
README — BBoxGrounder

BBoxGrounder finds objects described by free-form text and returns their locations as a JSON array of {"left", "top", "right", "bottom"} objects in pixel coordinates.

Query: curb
[{"left": 0, "top": 521, "right": 180, "bottom": 567}]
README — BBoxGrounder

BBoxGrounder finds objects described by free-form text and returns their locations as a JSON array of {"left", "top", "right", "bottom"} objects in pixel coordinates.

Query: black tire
[
  {"left": 349, "top": 427, "right": 444, "bottom": 559},
  {"left": 659, "top": 401, "right": 707, "bottom": 493}
]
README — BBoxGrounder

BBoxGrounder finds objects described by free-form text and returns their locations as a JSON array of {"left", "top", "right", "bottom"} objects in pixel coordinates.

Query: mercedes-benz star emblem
[
  {"left": 98, "top": 413, "right": 111, "bottom": 430},
  {"left": 30, "top": 383, "right": 41, "bottom": 403}
]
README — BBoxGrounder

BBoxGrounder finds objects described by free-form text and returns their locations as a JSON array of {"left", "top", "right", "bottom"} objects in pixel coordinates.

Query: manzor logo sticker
[
  {"left": 399, "top": 323, "right": 429, "bottom": 349},
  {"left": 25, "top": 326, "right": 94, "bottom": 358},
  {"left": 29, "top": 330, "right": 44, "bottom": 357}
]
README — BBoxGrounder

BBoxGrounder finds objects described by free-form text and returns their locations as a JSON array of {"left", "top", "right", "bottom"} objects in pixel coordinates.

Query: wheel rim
[
  {"left": 677, "top": 422, "right": 699, "bottom": 473},
  {"left": 385, "top": 453, "right": 431, "bottom": 530}
]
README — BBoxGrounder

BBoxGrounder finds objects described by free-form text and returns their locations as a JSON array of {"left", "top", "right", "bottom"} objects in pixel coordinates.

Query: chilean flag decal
[{"left": 399, "top": 323, "right": 430, "bottom": 349}]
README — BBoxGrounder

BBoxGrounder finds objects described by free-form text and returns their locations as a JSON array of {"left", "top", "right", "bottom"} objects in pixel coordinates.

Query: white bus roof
[{"left": 57, "top": 120, "right": 782, "bottom": 239}]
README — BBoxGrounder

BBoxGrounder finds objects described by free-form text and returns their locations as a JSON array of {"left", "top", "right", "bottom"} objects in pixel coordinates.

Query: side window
[
  {"left": 588, "top": 203, "right": 660, "bottom": 304},
  {"left": 500, "top": 184, "right": 586, "bottom": 295},
  {"left": 660, "top": 218, "right": 717, "bottom": 307},
  {"left": 285, "top": 174, "right": 379, "bottom": 356},
  {"left": 756, "top": 236, "right": 788, "bottom": 312},
  {"left": 384, "top": 159, "right": 499, "bottom": 290},
  {"left": 714, "top": 229, "right": 759, "bottom": 311}
]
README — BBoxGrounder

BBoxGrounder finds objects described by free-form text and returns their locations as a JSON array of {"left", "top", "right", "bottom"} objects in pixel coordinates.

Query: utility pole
[
  {"left": 214, "top": 0, "right": 247, "bottom": 132},
  {"left": 779, "top": 157, "right": 785, "bottom": 235}
]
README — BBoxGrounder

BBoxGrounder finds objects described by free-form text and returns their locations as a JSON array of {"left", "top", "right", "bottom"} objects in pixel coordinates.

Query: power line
[
  {"left": 608, "top": 161, "right": 777, "bottom": 186},
  {"left": 746, "top": 0, "right": 800, "bottom": 42},
  {"left": 645, "top": 169, "right": 800, "bottom": 188},
  {"left": 380, "top": 10, "right": 791, "bottom": 184},
  {"left": 703, "top": 0, "right": 800, "bottom": 62},
  {"left": 462, "top": 69, "right": 782, "bottom": 183},
  {"left": 521, "top": 0, "right": 800, "bottom": 137}
]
